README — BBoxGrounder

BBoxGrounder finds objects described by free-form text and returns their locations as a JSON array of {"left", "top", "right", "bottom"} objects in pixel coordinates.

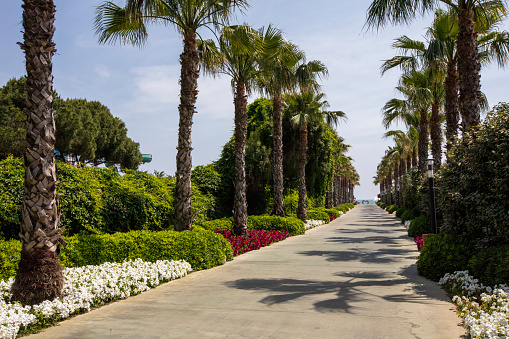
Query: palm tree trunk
[
  {"left": 457, "top": 8, "right": 481, "bottom": 132},
  {"left": 430, "top": 102, "right": 443, "bottom": 170},
  {"left": 418, "top": 108, "right": 429, "bottom": 174},
  {"left": 174, "top": 31, "right": 199, "bottom": 231},
  {"left": 297, "top": 124, "right": 307, "bottom": 222},
  {"left": 445, "top": 59, "right": 459, "bottom": 155},
  {"left": 11, "top": 0, "right": 64, "bottom": 306},
  {"left": 387, "top": 169, "right": 393, "bottom": 205},
  {"left": 271, "top": 92, "right": 285, "bottom": 217},
  {"left": 394, "top": 160, "right": 400, "bottom": 206},
  {"left": 232, "top": 80, "right": 248, "bottom": 235},
  {"left": 412, "top": 147, "right": 418, "bottom": 168},
  {"left": 334, "top": 175, "right": 340, "bottom": 206}
]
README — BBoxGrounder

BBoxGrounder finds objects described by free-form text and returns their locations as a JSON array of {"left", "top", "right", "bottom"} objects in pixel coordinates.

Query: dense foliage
[
  {"left": 437, "top": 103, "right": 509, "bottom": 247},
  {"left": 416, "top": 233, "right": 473, "bottom": 282},
  {"left": 0, "top": 77, "right": 142, "bottom": 169},
  {"left": 467, "top": 245, "right": 509, "bottom": 287},
  {"left": 407, "top": 215, "right": 432, "bottom": 237},
  {"left": 0, "top": 157, "right": 215, "bottom": 237},
  {"left": 195, "top": 215, "right": 306, "bottom": 235}
]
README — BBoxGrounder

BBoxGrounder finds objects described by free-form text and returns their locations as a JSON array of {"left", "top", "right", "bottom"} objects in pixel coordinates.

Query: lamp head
[{"left": 427, "top": 159, "right": 434, "bottom": 178}]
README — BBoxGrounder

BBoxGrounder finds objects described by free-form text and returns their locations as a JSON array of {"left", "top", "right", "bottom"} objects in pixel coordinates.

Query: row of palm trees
[{"left": 371, "top": 2, "right": 509, "bottom": 205}]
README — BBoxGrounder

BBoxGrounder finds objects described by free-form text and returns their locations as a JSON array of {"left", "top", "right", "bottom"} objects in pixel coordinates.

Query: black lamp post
[{"left": 427, "top": 159, "right": 437, "bottom": 233}]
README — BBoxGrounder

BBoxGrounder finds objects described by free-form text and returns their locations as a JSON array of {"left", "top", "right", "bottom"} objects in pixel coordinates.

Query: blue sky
[{"left": 1, "top": 1, "right": 508, "bottom": 199}]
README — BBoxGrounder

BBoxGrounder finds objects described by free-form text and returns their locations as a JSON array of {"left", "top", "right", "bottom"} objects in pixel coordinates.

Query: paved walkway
[{"left": 31, "top": 205, "right": 464, "bottom": 338}]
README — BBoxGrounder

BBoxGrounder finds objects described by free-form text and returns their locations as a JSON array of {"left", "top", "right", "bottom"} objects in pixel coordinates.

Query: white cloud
[{"left": 94, "top": 64, "right": 110, "bottom": 78}]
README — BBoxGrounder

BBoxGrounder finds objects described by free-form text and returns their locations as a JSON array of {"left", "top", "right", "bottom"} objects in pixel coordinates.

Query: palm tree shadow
[{"left": 225, "top": 266, "right": 449, "bottom": 314}]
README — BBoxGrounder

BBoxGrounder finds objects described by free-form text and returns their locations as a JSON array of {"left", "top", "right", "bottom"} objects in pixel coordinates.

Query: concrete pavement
[{"left": 30, "top": 205, "right": 465, "bottom": 338}]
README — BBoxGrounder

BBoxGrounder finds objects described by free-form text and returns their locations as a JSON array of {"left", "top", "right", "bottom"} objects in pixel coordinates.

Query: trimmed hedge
[
  {"left": 468, "top": 245, "right": 509, "bottom": 287},
  {"left": 0, "top": 229, "right": 233, "bottom": 281},
  {"left": 387, "top": 205, "right": 399, "bottom": 214},
  {"left": 306, "top": 209, "right": 330, "bottom": 223},
  {"left": 59, "top": 229, "right": 232, "bottom": 271},
  {"left": 0, "top": 239, "right": 21, "bottom": 281},
  {"left": 395, "top": 207, "right": 406, "bottom": 218},
  {"left": 195, "top": 215, "right": 305, "bottom": 236},
  {"left": 416, "top": 233, "right": 473, "bottom": 282},
  {"left": 408, "top": 215, "right": 432, "bottom": 237},
  {"left": 400, "top": 209, "right": 416, "bottom": 223}
]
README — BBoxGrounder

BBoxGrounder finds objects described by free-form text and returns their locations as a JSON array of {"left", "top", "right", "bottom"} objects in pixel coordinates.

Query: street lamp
[{"left": 428, "top": 159, "right": 437, "bottom": 233}]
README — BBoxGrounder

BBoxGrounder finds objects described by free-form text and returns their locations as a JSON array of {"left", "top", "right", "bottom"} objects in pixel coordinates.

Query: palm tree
[
  {"left": 381, "top": 9, "right": 509, "bottom": 153},
  {"left": 366, "top": 0, "right": 508, "bottom": 132},
  {"left": 285, "top": 91, "right": 346, "bottom": 222},
  {"left": 256, "top": 37, "right": 305, "bottom": 217},
  {"left": 94, "top": 0, "right": 248, "bottom": 231},
  {"left": 11, "top": 0, "right": 65, "bottom": 306},
  {"left": 198, "top": 25, "right": 275, "bottom": 235}
]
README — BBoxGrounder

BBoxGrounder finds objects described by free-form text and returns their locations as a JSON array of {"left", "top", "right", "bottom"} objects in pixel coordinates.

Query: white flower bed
[
  {"left": 439, "top": 271, "right": 509, "bottom": 338},
  {"left": 0, "top": 259, "right": 192, "bottom": 339},
  {"left": 304, "top": 219, "right": 327, "bottom": 230},
  {"left": 404, "top": 219, "right": 412, "bottom": 230}
]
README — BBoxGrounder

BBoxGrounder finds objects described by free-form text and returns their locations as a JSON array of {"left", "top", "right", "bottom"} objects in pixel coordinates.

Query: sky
[{"left": 1, "top": 1, "right": 508, "bottom": 200}]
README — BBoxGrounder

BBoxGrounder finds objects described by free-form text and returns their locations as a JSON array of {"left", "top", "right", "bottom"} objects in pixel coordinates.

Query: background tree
[
  {"left": 95, "top": 0, "right": 249, "bottom": 231},
  {"left": 10, "top": 0, "right": 65, "bottom": 306}
]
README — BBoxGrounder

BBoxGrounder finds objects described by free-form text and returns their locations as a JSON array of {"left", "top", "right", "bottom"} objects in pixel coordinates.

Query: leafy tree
[
  {"left": 0, "top": 78, "right": 142, "bottom": 169},
  {"left": 95, "top": 0, "right": 249, "bottom": 231},
  {"left": 11, "top": 0, "right": 64, "bottom": 306}
]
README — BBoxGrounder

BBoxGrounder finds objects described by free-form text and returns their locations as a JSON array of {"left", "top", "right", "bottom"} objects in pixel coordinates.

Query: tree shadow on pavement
[{"left": 225, "top": 266, "right": 449, "bottom": 314}]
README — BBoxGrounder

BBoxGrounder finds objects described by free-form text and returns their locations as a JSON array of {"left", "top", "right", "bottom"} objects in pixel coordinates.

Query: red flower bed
[
  {"left": 329, "top": 215, "right": 337, "bottom": 222},
  {"left": 215, "top": 229, "right": 292, "bottom": 256}
]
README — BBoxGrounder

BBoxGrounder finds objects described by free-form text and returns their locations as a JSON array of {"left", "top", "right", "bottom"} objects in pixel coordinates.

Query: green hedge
[
  {"left": 468, "top": 245, "right": 509, "bottom": 287},
  {"left": 387, "top": 205, "right": 399, "bottom": 214},
  {"left": 416, "top": 233, "right": 473, "bottom": 282},
  {"left": 248, "top": 215, "right": 305, "bottom": 235},
  {"left": 395, "top": 207, "right": 406, "bottom": 218},
  {"left": 196, "top": 215, "right": 305, "bottom": 235},
  {"left": 306, "top": 209, "right": 330, "bottom": 223},
  {"left": 0, "top": 157, "right": 216, "bottom": 237},
  {"left": 0, "top": 229, "right": 233, "bottom": 281},
  {"left": 401, "top": 209, "right": 416, "bottom": 223},
  {"left": 0, "top": 239, "right": 21, "bottom": 281},
  {"left": 408, "top": 215, "right": 432, "bottom": 237}
]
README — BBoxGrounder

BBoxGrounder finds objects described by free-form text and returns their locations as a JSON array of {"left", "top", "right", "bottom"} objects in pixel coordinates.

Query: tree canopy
[{"left": 0, "top": 77, "right": 142, "bottom": 169}]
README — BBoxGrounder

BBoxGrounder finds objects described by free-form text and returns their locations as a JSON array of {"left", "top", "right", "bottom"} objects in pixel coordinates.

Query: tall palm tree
[
  {"left": 11, "top": 0, "right": 65, "bottom": 306},
  {"left": 285, "top": 91, "right": 346, "bottom": 222},
  {"left": 198, "top": 25, "right": 281, "bottom": 235},
  {"left": 256, "top": 38, "right": 304, "bottom": 217},
  {"left": 381, "top": 8, "right": 509, "bottom": 153},
  {"left": 94, "top": 0, "right": 249, "bottom": 231},
  {"left": 366, "top": 0, "right": 508, "bottom": 132}
]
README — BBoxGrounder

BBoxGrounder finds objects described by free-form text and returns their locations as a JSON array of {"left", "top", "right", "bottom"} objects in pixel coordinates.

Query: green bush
[
  {"left": 468, "top": 245, "right": 509, "bottom": 286},
  {"left": 59, "top": 229, "right": 233, "bottom": 271},
  {"left": 387, "top": 205, "right": 399, "bottom": 214},
  {"left": 400, "top": 209, "right": 415, "bottom": 223},
  {"left": 417, "top": 233, "right": 473, "bottom": 281},
  {"left": 196, "top": 215, "right": 305, "bottom": 235},
  {"left": 395, "top": 207, "right": 406, "bottom": 218},
  {"left": 0, "top": 156, "right": 23, "bottom": 239},
  {"left": 195, "top": 218, "right": 233, "bottom": 231},
  {"left": 306, "top": 209, "right": 330, "bottom": 223},
  {"left": 408, "top": 215, "right": 432, "bottom": 237},
  {"left": 283, "top": 190, "right": 312, "bottom": 216},
  {"left": 248, "top": 215, "right": 305, "bottom": 235},
  {"left": 0, "top": 239, "right": 21, "bottom": 281},
  {"left": 437, "top": 103, "right": 509, "bottom": 246}
]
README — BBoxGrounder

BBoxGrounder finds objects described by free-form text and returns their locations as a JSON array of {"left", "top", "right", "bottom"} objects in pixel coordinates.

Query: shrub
[
  {"left": 416, "top": 233, "right": 473, "bottom": 281},
  {"left": 314, "top": 207, "right": 341, "bottom": 217},
  {"left": 0, "top": 239, "right": 21, "bottom": 281},
  {"left": 248, "top": 215, "right": 305, "bottom": 235},
  {"left": 196, "top": 215, "right": 305, "bottom": 236},
  {"left": 195, "top": 218, "right": 233, "bottom": 232},
  {"left": 437, "top": 103, "right": 509, "bottom": 246},
  {"left": 306, "top": 209, "right": 330, "bottom": 223},
  {"left": 408, "top": 215, "right": 432, "bottom": 237},
  {"left": 387, "top": 205, "right": 399, "bottom": 214},
  {"left": 468, "top": 245, "right": 509, "bottom": 286},
  {"left": 59, "top": 229, "right": 233, "bottom": 271},
  {"left": 395, "top": 207, "right": 406, "bottom": 218},
  {"left": 400, "top": 209, "right": 415, "bottom": 223}
]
